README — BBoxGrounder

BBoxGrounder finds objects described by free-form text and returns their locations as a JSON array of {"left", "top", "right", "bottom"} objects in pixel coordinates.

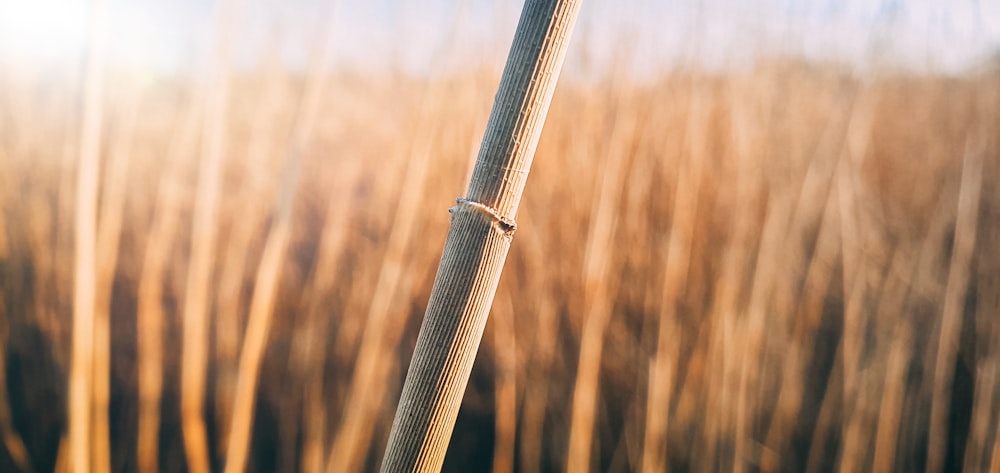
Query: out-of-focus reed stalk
[
  {"left": 752, "top": 76, "right": 838, "bottom": 471},
  {"left": 380, "top": 2, "right": 581, "bottom": 471},
  {"left": 803, "top": 112, "right": 876, "bottom": 473},
  {"left": 673, "top": 89, "right": 734, "bottom": 471},
  {"left": 91, "top": 83, "right": 139, "bottom": 473},
  {"left": 180, "top": 101, "right": 222, "bottom": 472},
  {"left": 69, "top": 1, "right": 106, "bottom": 471},
  {"left": 328, "top": 8, "right": 479, "bottom": 473},
  {"left": 295, "top": 161, "right": 359, "bottom": 473},
  {"left": 868, "top": 250, "right": 914, "bottom": 472},
  {"left": 926, "top": 137, "right": 983, "bottom": 473},
  {"left": 211, "top": 51, "right": 284, "bottom": 457},
  {"left": 221, "top": 158, "right": 299, "bottom": 473},
  {"left": 838, "top": 252, "right": 898, "bottom": 473},
  {"left": 566, "top": 91, "right": 637, "bottom": 473},
  {"left": 742, "top": 85, "right": 857, "bottom": 472},
  {"left": 834, "top": 143, "right": 866, "bottom": 469},
  {"left": 641, "top": 103, "right": 704, "bottom": 472},
  {"left": 992, "top": 424, "right": 1000, "bottom": 472},
  {"left": 180, "top": 1, "right": 242, "bottom": 471},
  {"left": 54, "top": 65, "right": 82, "bottom": 373},
  {"left": 761, "top": 172, "right": 842, "bottom": 473},
  {"left": 222, "top": 3, "right": 340, "bottom": 472},
  {"left": 491, "top": 288, "right": 517, "bottom": 473},
  {"left": 732, "top": 75, "right": 824, "bottom": 472},
  {"left": 516, "top": 210, "right": 559, "bottom": 473},
  {"left": 136, "top": 95, "right": 204, "bottom": 473},
  {"left": 963, "top": 267, "right": 999, "bottom": 470},
  {"left": 872, "top": 322, "right": 911, "bottom": 473},
  {"left": 327, "top": 99, "right": 434, "bottom": 473},
  {"left": 327, "top": 6, "right": 476, "bottom": 472},
  {"left": 963, "top": 358, "right": 995, "bottom": 471}
]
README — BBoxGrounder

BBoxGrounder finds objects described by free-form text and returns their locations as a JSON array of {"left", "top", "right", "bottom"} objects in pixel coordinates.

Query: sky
[{"left": 0, "top": 0, "right": 998, "bottom": 79}]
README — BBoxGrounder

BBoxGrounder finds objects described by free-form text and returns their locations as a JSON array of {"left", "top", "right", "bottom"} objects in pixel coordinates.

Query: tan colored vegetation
[{"left": 0, "top": 27, "right": 998, "bottom": 473}]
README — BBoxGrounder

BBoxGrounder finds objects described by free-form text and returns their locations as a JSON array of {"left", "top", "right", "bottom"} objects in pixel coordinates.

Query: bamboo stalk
[
  {"left": 379, "top": 2, "right": 581, "bottom": 471},
  {"left": 70, "top": 1, "right": 106, "bottom": 471}
]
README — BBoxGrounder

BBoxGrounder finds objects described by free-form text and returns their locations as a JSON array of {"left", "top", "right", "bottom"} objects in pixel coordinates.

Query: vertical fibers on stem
[{"left": 379, "top": 1, "right": 581, "bottom": 472}]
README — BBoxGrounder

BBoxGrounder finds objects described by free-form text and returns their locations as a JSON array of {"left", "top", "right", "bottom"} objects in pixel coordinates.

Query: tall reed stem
[
  {"left": 70, "top": 1, "right": 106, "bottom": 471},
  {"left": 927, "top": 137, "right": 983, "bottom": 473},
  {"left": 180, "top": 2, "right": 241, "bottom": 471},
  {"left": 379, "top": 1, "right": 581, "bottom": 471}
]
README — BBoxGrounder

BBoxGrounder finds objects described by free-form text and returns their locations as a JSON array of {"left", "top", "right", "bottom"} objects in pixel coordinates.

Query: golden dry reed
[
  {"left": 70, "top": 1, "right": 107, "bottom": 472},
  {"left": 1, "top": 5, "right": 1000, "bottom": 473},
  {"left": 379, "top": 1, "right": 581, "bottom": 471}
]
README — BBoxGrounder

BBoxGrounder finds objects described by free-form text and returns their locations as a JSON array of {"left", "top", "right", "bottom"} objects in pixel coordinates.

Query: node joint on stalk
[{"left": 450, "top": 198, "right": 517, "bottom": 236}]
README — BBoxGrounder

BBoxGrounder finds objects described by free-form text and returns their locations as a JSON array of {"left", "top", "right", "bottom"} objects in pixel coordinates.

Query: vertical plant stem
[
  {"left": 91, "top": 86, "right": 137, "bottom": 473},
  {"left": 491, "top": 289, "right": 517, "bottom": 473},
  {"left": 222, "top": 160, "right": 299, "bottom": 473},
  {"left": 565, "top": 98, "right": 636, "bottom": 473},
  {"left": 211, "top": 55, "right": 281, "bottom": 456},
  {"left": 326, "top": 112, "right": 433, "bottom": 473},
  {"left": 963, "top": 267, "right": 1000, "bottom": 471},
  {"left": 136, "top": 99, "right": 202, "bottom": 473},
  {"left": 296, "top": 161, "right": 358, "bottom": 473},
  {"left": 872, "top": 324, "right": 910, "bottom": 473},
  {"left": 328, "top": 6, "right": 470, "bottom": 469},
  {"left": 379, "top": 2, "right": 581, "bottom": 471},
  {"left": 70, "top": 1, "right": 106, "bottom": 471},
  {"left": 517, "top": 217, "right": 559, "bottom": 473},
  {"left": 926, "top": 138, "right": 983, "bottom": 473},
  {"left": 222, "top": 0, "right": 340, "bottom": 464},
  {"left": 992, "top": 433, "right": 1000, "bottom": 473},
  {"left": 641, "top": 116, "right": 704, "bottom": 473},
  {"left": 180, "top": 2, "right": 241, "bottom": 471}
]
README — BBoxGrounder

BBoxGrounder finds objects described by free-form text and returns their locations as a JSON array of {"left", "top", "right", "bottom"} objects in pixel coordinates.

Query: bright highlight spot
[{"left": 0, "top": 1, "right": 91, "bottom": 64}]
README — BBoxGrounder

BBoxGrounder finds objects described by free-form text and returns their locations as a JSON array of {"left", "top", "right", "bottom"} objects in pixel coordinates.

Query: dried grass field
[{"left": 1, "top": 4, "right": 1000, "bottom": 472}]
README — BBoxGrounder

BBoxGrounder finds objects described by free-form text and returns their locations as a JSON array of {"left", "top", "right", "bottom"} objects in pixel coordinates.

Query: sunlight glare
[{"left": 0, "top": 1, "right": 91, "bottom": 64}]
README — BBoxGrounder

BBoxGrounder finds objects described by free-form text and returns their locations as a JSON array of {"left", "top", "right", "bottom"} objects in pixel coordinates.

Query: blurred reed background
[{"left": 1, "top": 0, "right": 999, "bottom": 472}]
